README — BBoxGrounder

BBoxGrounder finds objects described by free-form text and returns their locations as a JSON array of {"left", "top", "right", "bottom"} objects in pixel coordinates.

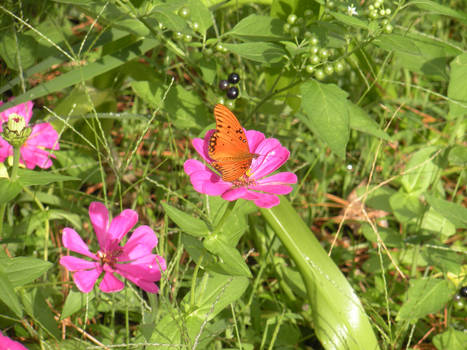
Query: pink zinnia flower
[
  {"left": 184, "top": 129, "right": 297, "bottom": 208},
  {"left": 60, "top": 202, "right": 166, "bottom": 294},
  {"left": 0, "top": 331, "right": 28, "bottom": 350},
  {"left": 0, "top": 100, "right": 59, "bottom": 169}
]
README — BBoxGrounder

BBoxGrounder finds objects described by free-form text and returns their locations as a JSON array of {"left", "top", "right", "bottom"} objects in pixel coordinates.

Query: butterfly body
[{"left": 208, "top": 104, "right": 257, "bottom": 182}]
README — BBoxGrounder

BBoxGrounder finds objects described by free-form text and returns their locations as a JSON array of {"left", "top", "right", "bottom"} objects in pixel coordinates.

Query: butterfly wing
[{"left": 208, "top": 104, "right": 254, "bottom": 181}]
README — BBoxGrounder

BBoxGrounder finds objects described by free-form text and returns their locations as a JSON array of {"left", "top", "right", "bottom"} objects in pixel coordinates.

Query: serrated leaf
[
  {"left": 61, "top": 289, "right": 95, "bottom": 320},
  {"left": 203, "top": 237, "right": 252, "bottom": 277},
  {"left": 227, "top": 14, "right": 286, "bottom": 41},
  {"left": 348, "top": 103, "right": 391, "bottom": 140},
  {"left": 410, "top": 0, "right": 467, "bottom": 23},
  {"left": 130, "top": 80, "right": 165, "bottom": 108},
  {"left": 401, "top": 146, "right": 439, "bottom": 194},
  {"left": 0, "top": 178, "right": 22, "bottom": 204},
  {"left": 162, "top": 202, "right": 210, "bottom": 237},
  {"left": 447, "top": 52, "right": 467, "bottom": 120},
  {"left": 397, "top": 278, "right": 455, "bottom": 321},
  {"left": 300, "top": 80, "right": 350, "bottom": 158},
  {"left": 17, "top": 168, "right": 78, "bottom": 186},
  {"left": 0, "top": 272, "right": 23, "bottom": 317},
  {"left": 223, "top": 42, "right": 285, "bottom": 63},
  {"left": 0, "top": 257, "right": 52, "bottom": 287},
  {"left": 425, "top": 194, "right": 467, "bottom": 229}
]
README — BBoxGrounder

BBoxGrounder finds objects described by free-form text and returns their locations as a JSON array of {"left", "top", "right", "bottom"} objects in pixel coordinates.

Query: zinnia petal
[
  {"left": 0, "top": 331, "right": 29, "bottom": 350},
  {"left": 20, "top": 144, "right": 56, "bottom": 169},
  {"left": 89, "top": 202, "right": 109, "bottom": 249},
  {"left": 27, "top": 123, "right": 60, "bottom": 150},
  {"left": 0, "top": 137, "right": 12, "bottom": 162},
  {"left": 250, "top": 139, "right": 290, "bottom": 179},
  {"left": 73, "top": 268, "right": 101, "bottom": 293},
  {"left": 60, "top": 256, "right": 98, "bottom": 271},
  {"left": 62, "top": 228, "right": 97, "bottom": 259},
  {"left": 99, "top": 272, "right": 124, "bottom": 293},
  {"left": 121, "top": 225, "right": 158, "bottom": 260},
  {"left": 108, "top": 209, "right": 138, "bottom": 243},
  {"left": 246, "top": 129, "right": 265, "bottom": 152},
  {"left": 0, "top": 100, "right": 33, "bottom": 124}
]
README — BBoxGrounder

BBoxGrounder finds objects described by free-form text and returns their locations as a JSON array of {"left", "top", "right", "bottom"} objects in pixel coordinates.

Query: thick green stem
[
  {"left": 0, "top": 204, "right": 5, "bottom": 238},
  {"left": 10, "top": 146, "right": 21, "bottom": 181}
]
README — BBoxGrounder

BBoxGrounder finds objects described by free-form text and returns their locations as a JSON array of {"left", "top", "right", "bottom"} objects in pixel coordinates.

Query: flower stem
[
  {"left": 10, "top": 146, "right": 21, "bottom": 181},
  {"left": 190, "top": 253, "right": 204, "bottom": 307},
  {"left": 0, "top": 204, "right": 5, "bottom": 238}
]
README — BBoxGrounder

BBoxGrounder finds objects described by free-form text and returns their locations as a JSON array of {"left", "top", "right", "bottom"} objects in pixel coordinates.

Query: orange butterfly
[{"left": 208, "top": 104, "right": 258, "bottom": 182}]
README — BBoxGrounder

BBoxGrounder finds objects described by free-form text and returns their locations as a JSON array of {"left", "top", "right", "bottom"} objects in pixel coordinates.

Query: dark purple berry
[
  {"left": 226, "top": 86, "right": 239, "bottom": 99},
  {"left": 218, "top": 79, "right": 229, "bottom": 91},
  {"left": 228, "top": 73, "right": 240, "bottom": 84},
  {"left": 460, "top": 286, "right": 467, "bottom": 298}
]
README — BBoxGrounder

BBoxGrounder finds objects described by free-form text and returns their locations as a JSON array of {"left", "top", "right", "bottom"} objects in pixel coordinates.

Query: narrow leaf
[
  {"left": 0, "top": 272, "right": 23, "bottom": 317},
  {"left": 0, "top": 257, "right": 52, "bottom": 287},
  {"left": 162, "top": 202, "right": 210, "bottom": 237},
  {"left": 447, "top": 52, "right": 467, "bottom": 120},
  {"left": 425, "top": 194, "right": 467, "bottom": 229},
  {"left": 223, "top": 42, "right": 285, "bottom": 63},
  {"left": 227, "top": 14, "right": 286, "bottom": 41}
]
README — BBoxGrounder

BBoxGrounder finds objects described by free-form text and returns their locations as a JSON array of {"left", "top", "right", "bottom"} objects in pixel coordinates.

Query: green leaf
[
  {"left": 401, "top": 146, "right": 439, "bottom": 194},
  {"left": 0, "top": 32, "right": 37, "bottom": 70},
  {"left": 348, "top": 103, "right": 391, "bottom": 141},
  {"left": 162, "top": 202, "right": 210, "bottom": 237},
  {"left": 203, "top": 237, "right": 252, "bottom": 277},
  {"left": 17, "top": 169, "right": 78, "bottom": 186},
  {"left": 409, "top": 0, "right": 467, "bottom": 23},
  {"left": 448, "top": 145, "right": 467, "bottom": 166},
  {"left": 0, "top": 272, "right": 23, "bottom": 317},
  {"left": 329, "top": 11, "right": 369, "bottom": 29},
  {"left": 223, "top": 42, "right": 285, "bottom": 63},
  {"left": 421, "top": 208, "right": 456, "bottom": 238},
  {"left": 0, "top": 257, "right": 53, "bottom": 287},
  {"left": 21, "top": 289, "right": 60, "bottom": 339},
  {"left": 151, "top": 5, "right": 191, "bottom": 34},
  {"left": 164, "top": 85, "right": 209, "bottom": 129},
  {"left": 389, "top": 191, "right": 424, "bottom": 223},
  {"left": 361, "top": 224, "right": 403, "bottom": 248},
  {"left": 227, "top": 14, "right": 286, "bottom": 41},
  {"left": 300, "top": 80, "right": 350, "bottom": 158},
  {"left": 130, "top": 80, "right": 166, "bottom": 108},
  {"left": 0, "top": 37, "right": 160, "bottom": 112},
  {"left": 0, "top": 178, "right": 22, "bottom": 204},
  {"left": 421, "top": 246, "right": 462, "bottom": 275},
  {"left": 433, "top": 328, "right": 467, "bottom": 350},
  {"left": 425, "top": 194, "right": 467, "bottom": 229},
  {"left": 447, "top": 52, "right": 467, "bottom": 120},
  {"left": 61, "top": 289, "right": 95, "bottom": 320},
  {"left": 360, "top": 185, "right": 396, "bottom": 212},
  {"left": 187, "top": 0, "right": 213, "bottom": 36},
  {"left": 261, "top": 197, "right": 380, "bottom": 350},
  {"left": 397, "top": 278, "right": 456, "bottom": 321}
]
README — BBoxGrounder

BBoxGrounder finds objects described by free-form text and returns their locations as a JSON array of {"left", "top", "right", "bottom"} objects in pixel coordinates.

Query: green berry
[
  {"left": 314, "top": 69, "right": 325, "bottom": 80},
  {"left": 309, "top": 46, "right": 319, "bottom": 55},
  {"left": 192, "top": 22, "right": 200, "bottom": 31},
  {"left": 218, "top": 97, "right": 225, "bottom": 105},
  {"left": 324, "top": 64, "right": 334, "bottom": 75},
  {"left": 290, "top": 26, "right": 300, "bottom": 36},
  {"left": 304, "top": 9, "right": 313, "bottom": 17},
  {"left": 174, "top": 31, "right": 183, "bottom": 39},
  {"left": 370, "top": 10, "right": 378, "bottom": 19},
  {"left": 310, "top": 55, "right": 320, "bottom": 64},
  {"left": 385, "top": 9, "right": 392, "bottom": 15},
  {"left": 183, "top": 34, "right": 192, "bottom": 42},
  {"left": 283, "top": 23, "right": 291, "bottom": 33},
  {"left": 310, "top": 36, "right": 319, "bottom": 46},
  {"left": 306, "top": 65, "right": 314, "bottom": 74},
  {"left": 216, "top": 43, "right": 224, "bottom": 52},
  {"left": 287, "top": 14, "right": 298, "bottom": 25},
  {"left": 334, "top": 61, "right": 345, "bottom": 73},
  {"left": 178, "top": 7, "right": 190, "bottom": 18},
  {"left": 226, "top": 100, "right": 235, "bottom": 109},
  {"left": 379, "top": 9, "right": 386, "bottom": 16},
  {"left": 327, "top": 1, "right": 335, "bottom": 9},
  {"left": 319, "top": 48, "right": 329, "bottom": 59},
  {"left": 384, "top": 23, "right": 393, "bottom": 33},
  {"left": 204, "top": 48, "right": 213, "bottom": 56}
]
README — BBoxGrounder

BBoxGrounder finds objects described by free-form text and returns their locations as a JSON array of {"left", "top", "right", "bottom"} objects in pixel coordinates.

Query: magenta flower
[
  {"left": 0, "top": 331, "right": 28, "bottom": 350},
  {"left": 0, "top": 100, "right": 59, "bottom": 169},
  {"left": 60, "top": 202, "right": 166, "bottom": 294},
  {"left": 184, "top": 129, "right": 297, "bottom": 208}
]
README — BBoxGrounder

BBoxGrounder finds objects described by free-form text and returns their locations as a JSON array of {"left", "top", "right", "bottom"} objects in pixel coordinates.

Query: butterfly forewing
[{"left": 208, "top": 104, "right": 256, "bottom": 181}]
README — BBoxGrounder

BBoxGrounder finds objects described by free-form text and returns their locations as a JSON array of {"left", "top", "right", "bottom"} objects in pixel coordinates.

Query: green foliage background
[{"left": 0, "top": 0, "right": 465, "bottom": 349}]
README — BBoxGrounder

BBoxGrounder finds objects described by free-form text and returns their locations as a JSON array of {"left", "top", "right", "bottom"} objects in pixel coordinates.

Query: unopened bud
[{"left": 2, "top": 113, "right": 32, "bottom": 147}]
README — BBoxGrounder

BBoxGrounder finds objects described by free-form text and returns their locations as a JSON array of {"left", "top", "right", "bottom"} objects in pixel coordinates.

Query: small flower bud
[{"left": 2, "top": 113, "right": 32, "bottom": 147}]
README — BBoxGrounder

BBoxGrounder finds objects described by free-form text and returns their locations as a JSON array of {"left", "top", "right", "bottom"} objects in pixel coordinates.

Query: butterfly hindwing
[{"left": 208, "top": 104, "right": 255, "bottom": 182}]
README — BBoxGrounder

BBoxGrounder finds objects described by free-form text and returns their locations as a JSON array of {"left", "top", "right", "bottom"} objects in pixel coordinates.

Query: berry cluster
[{"left": 219, "top": 73, "right": 240, "bottom": 100}]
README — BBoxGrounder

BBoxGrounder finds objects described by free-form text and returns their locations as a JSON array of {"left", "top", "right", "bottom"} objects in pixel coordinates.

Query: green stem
[
  {"left": 23, "top": 187, "right": 49, "bottom": 261},
  {"left": 0, "top": 204, "right": 5, "bottom": 238},
  {"left": 10, "top": 146, "right": 21, "bottom": 181},
  {"left": 190, "top": 253, "right": 204, "bottom": 307}
]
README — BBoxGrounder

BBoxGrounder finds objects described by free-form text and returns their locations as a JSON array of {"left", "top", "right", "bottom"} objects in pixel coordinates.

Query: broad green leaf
[
  {"left": 361, "top": 224, "right": 403, "bottom": 248},
  {"left": 421, "top": 208, "right": 456, "bottom": 238},
  {"left": 329, "top": 11, "right": 369, "bottom": 29},
  {"left": 21, "top": 289, "right": 60, "bottom": 339},
  {"left": 410, "top": 0, "right": 467, "bottom": 23},
  {"left": 223, "top": 42, "right": 285, "bottom": 63},
  {"left": 447, "top": 52, "right": 467, "bottom": 120},
  {"left": 0, "top": 32, "right": 37, "bottom": 70},
  {"left": 433, "top": 328, "right": 467, "bottom": 350},
  {"left": 300, "top": 80, "right": 350, "bottom": 158},
  {"left": 0, "top": 38, "right": 160, "bottom": 112},
  {"left": 0, "top": 272, "right": 23, "bottom": 317},
  {"left": 151, "top": 5, "right": 191, "bottom": 34},
  {"left": 48, "top": 209, "right": 82, "bottom": 229},
  {"left": 162, "top": 202, "right": 210, "bottom": 237},
  {"left": 421, "top": 246, "right": 462, "bottom": 275},
  {"left": 358, "top": 185, "right": 396, "bottom": 212},
  {"left": 389, "top": 191, "right": 424, "bottom": 223},
  {"left": 0, "top": 178, "right": 22, "bottom": 204},
  {"left": 61, "top": 289, "right": 95, "bottom": 320},
  {"left": 374, "top": 34, "right": 422, "bottom": 55},
  {"left": 397, "top": 278, "right": 455, "bottom": 321},
  {"left": 130, "top": 80, "right": 166, "bottom": 108},
  {"left": 261, "top": 197, "right": 380, "bottom": 350},
  {"left": 203, "top": 237, "right": 252, "bottom": 277},
  {"left": 348, "top": 103, "right": 391, "bottom": 141},
  {"left": 187, "top": 0, "right": 213, "bottom": 36},
  {"left": 270, "top": 0, "right": 321, "bottom": 20},
  {"left": 401, "top": 146, "right": 439, "bottom": 194},
  {"left": 164, "top": 85, "right": 209, "bottom": 129},
  {"left": 227, "top": 15, "right": 286, "bottom": 41},
  {"left": 425, "top": 195, "right": 467, "bottom": 229},
  {"left": 0, "top": 257, "right": 52, "bottom": 287},
  {"left": 448, "top": 145, "right": 467, "bottom": 166},
  {"left": 17, "top": 168, "right": 78, "bottom": 186}
]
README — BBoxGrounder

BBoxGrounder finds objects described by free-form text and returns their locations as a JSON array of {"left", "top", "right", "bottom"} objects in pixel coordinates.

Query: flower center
[
  {"left": 232, "top": 173, "right": 257, "bottom": 188},
  {"left": 97, "top": 248, "right": 123, "bottom": 268}
]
